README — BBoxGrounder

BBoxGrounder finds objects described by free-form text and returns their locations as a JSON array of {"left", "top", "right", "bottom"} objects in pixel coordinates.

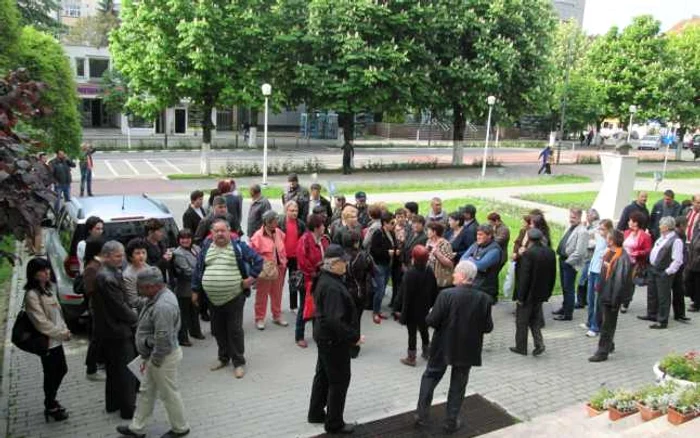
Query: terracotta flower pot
[
  {"left": 667, "top": 407, "right": 699, "bottom": 426},
  {"left": 586, "top": 403, "right": 604, "bottom": 417},
  {"left": 609, "top": 406, "right": 638, "bottom": 421},
  {"left": 637, "top": 402, "right": 663, "bottom": 422}
]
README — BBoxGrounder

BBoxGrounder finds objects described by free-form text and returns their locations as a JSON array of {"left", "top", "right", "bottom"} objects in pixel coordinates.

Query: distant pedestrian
[
  {"left": 537, "top": 146, "right": 552, "bottom": 175},
  {"left": 307, "top": 244, "right": 360, "bottom": 435},
  {"left": 79, "top": 143, "right": 95, "bottom": 197},
  {"left": 589, "top": 230, "right": 634, "bottom": 362},
  {"left": 250, "top": 210, "right": 288, "bottom": 330},
  {"left": 192, "top": 219, "right": 263, "bottom": 378},
  {"left": 50, "top": 150, "right": 76, "bottom": 208},
  {"left": 182, "top": 190, "right": 207, "bottom": 236},
  {"left": 171, "top": 229, "right": 204, "bottom": 346},
  {"left": 415, "top": 261, "right": 493, "bottom": 433},
  {"left": 116, "top": 266, "right": 190, "bottom": 438},
  {"left": 247, "top": 184, "right": 272, "bottom": 238},
  {"left": 553, "top": 209, "right": 588, "bottom": 321},
  {"left": 398, "top": 245, "right": 437, "bottom": 366},
  {"left": 510, "top": 229, "right": 555, "bottom": 356}
]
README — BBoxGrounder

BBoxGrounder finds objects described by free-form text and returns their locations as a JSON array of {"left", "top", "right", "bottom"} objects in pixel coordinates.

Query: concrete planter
[{"left": 653, "top": 362, "right": 698, "bottom": 389}]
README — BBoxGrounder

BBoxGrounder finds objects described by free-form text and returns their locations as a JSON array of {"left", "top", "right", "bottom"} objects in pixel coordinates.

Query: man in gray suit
[{"left": 553, "top": 208, "right": 589, "bottom": 321}]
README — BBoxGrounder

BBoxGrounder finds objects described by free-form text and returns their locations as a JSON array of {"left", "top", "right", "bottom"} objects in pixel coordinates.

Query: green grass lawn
[
  {"left": 637, "top": 169, "right": 700, "bottom": 180},
  {"left": 387, "top": 198, "right": 565, "bottom": 297},
  {"left": 518, "top": 191, "right": 692, "bottom": 211},
  {"left": 200, "top": 175, "right": 591, "bottom": 201}
]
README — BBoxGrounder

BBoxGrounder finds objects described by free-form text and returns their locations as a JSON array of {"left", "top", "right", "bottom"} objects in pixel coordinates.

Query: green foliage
[
  {"left": 221, "top": 158, "right": 326, "bottom": 177},
  {"left": 63, "top": 13, "right": 120, "bottom": 48},
  {"left": 17, "top": 27, "right": 81, "bottom": 155},
  {"left": 16, "top": 0, "right": 62, "bottom": 33},
  {"left": 665, "top": 24, "right": 700, "bottom": 127},
  {"left": 518, "top": 191, "right": 692, "bottom": 212},
  {"left": 669, "top": 386, "right": 700, "bottom": 414},
  {"left": 0, "top": 0, "right": 21, "bottom": 71},
  {"left": 589, "top": 387, "right": 614, "bottom": 411},
  {"left": 637, "top": 382, "right": 677, "bottom": 412},
  {"left": 604, "top": 389, "right": 639, "bottom": 413},
  {"left": 100, "top": 69, "right": 129, "bottom": 115},
  {"left": 660, "top": 352, "right": 700, "bottom": 383}
]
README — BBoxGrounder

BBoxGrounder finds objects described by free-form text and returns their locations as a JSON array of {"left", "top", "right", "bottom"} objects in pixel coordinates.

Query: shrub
[
  {"left": 469, "top": 157, "right": 503, "bottom": 168},
  {"left": 220, "top": 158, "right": 325, "bottom": 177},
  {"left": 659, "top": 351, "right": 700, "bottom": 383},
  {"left": 575, "top": 154, "right": 600, "bottom": 164}
]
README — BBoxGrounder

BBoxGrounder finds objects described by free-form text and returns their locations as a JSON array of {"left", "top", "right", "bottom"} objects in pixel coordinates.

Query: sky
[{"left": 582, "top": 0, "right": 700, "bottom": 35}]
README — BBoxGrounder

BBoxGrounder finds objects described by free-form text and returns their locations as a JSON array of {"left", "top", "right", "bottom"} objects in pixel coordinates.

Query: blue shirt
[{"left": 589, "top": 234, "right": 607, "bottom": 274}]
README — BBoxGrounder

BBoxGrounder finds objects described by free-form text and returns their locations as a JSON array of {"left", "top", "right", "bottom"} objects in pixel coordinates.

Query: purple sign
[{"left": 77, "top": 85, "right": 102, "bottom": 95}]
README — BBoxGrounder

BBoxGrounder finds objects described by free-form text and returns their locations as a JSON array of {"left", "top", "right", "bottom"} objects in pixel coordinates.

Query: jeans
[
  {"left": 129, "top": 348, "right": 189, "bottom": 435},
  {"left": 559, "top": 258, "right": 578, "bottom": 317},
  {"left": 80, "top": 167, "right": 92, "bottom": 196},
  {"left": 308, "top": 344, "right": 352, "bottom": 433},
  {"left": 587, "top": 272, "right": 601, "bottom": 332},
  {"left": 54, "top": 183, "right": 71, "bottom": 210},
  {"left": 372, "top": 264, "right": 392, "bottom": 314},
  {"left": 416, "top": 356, "right": 471, "bottom": 428},
  {"left": 211, "top": 295, "right": 246, "bottom": 367},
  {"left": 41, "top": 346, "right": 68, "bottom": 409}
]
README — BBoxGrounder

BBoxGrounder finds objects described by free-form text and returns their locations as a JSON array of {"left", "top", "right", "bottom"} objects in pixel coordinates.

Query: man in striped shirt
[{"left": 192, "top": 219, "right": 263, "bottom": 379}]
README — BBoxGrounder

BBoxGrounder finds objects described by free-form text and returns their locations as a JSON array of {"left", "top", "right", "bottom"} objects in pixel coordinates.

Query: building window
[
  {"left": 62, "top": 1, "right": 82, "bottom": 17},
  {"left": 76, "top": 58, "right": 85, "bottom": 77},
  {"left": 88, "top": 58, "right": 110, "bottom": 79}
]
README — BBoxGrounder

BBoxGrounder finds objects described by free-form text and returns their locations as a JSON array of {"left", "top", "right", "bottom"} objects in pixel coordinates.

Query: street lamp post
[
  {"left": 481, "top": 95, "right": 496, "bottom": 179},
  {"left": 627, "top": 105, "right": 637, "bottom": 143},
  {"left": 261, "top": 83, "right": 271, "bottom": 186}
]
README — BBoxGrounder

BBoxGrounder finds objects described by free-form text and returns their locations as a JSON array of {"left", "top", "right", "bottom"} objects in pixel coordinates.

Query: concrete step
[
  {"left": 480, "top": 405, "right": 615, "bottom": 438},
  {"left": 586, "top": 408, "right": 644, "bottom": 434},
  {"left": 620, "top": 414, "right": 700, "bottom": 438}
]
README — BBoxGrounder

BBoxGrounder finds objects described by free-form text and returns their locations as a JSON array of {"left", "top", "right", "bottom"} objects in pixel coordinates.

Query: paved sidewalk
[{"left": 2, "top": 248, "right": 698, "bottom": 437}]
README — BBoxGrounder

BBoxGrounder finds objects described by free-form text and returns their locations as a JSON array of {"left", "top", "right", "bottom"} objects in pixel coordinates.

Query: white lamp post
[
  {"left": 627, "top": 104, "right": 637, "bottom": 143},
  {"left": 481, "top": 95, "right": 496, "bottom": 178},
  {"left": 261, "top": 83, "right": 271, "bottom": 186}
]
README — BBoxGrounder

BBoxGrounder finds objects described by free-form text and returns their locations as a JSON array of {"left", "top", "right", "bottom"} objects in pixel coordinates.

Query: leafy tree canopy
[{"left": 16, "top": 0, "right": 63, "bottom": 33}]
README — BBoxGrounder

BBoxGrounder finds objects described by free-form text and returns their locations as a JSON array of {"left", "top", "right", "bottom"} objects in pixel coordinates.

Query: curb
[{"left": 0, "top": 241, "right": 20, "bottom": 436}]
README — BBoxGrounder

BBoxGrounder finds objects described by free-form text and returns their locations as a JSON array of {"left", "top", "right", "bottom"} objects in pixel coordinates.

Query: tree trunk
[
  {"left": 200, "top": 99, "right": 214, "bottom": 175},
  {"left": 248, "top": 108, "right": 259, "bottom": 147},
  {"left": 339, "top": 112, "right": 355, "bottom": 148},
  {"left": 452, "top": 102, "right": 465, "bottom": 165}
]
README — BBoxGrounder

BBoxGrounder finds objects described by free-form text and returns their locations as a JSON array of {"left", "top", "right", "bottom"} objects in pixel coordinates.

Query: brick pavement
[{"left": 2, "top": 252, "right": 698, "bottom": 438}]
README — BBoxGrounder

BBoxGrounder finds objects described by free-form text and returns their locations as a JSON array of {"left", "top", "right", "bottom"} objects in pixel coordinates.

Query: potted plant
[
  {"left": 668, "top": 386, "right": 700, "bottom": 425},
  {"left": 655, "top": 351, "right": 700, "bottom": 388},
  {"left": 587, "top": 387, "right": 613, "bottom": 417},
  {"left": 605, "top": 389, "right": 639, "bottom": 421},
  {"left": 636, "top": 383, "right": 676, "bottom": 422}
]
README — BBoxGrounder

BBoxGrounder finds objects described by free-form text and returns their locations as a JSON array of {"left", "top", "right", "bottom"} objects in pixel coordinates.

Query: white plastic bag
[{"left": 502, "top": 261, "right": 516, "bottom": 300}]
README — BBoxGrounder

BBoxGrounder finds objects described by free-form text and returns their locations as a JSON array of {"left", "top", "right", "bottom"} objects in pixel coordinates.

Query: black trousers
[
  {"left": 596, "top": 304, "right": 619, "bottom": 356},
  {"left": 515, "top": 302, "right": 544, "bottom": 352},
  {"left": 308, "top": 344, "right": 352, "bottom": 433},
  {"left": 672, "top": 267, "right": 686, "bottom": 319},
  {"left": 199, "top": 291, "right": 211, "bottom": 319},
  {"left": 686, "top": 270, "right": 700, "bottom": 305},
  {"left": 390, "top": 267, "right": 403, "bottom": 308},
  {"left": 647, "top": 267, "right": 673, "bottom": 323},
  {"left": 178, "top": 296, "right": 203, "bottom": 342},
  {"left": 41, "top": 346, "right": 68, "bottom": 409},
  {"left": 102, "top": 337, "right": 137, "bottom": 416},
  {"left": 85, "top": 298, "right": 103, "bottom": 374},
  {"left": 406, "top": 321, "right": 429, "bottom": 351},
  {"left": 416, "top": 355, "right": 471, "bottom": 427},
  {"left": 211, "top": 295, "right": 246, "bottom": 367},
  {"left": 287, "top": 258, "right": 300, "bottom": 310}
]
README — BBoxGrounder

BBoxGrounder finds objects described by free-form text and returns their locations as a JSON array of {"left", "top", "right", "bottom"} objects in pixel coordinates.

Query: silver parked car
[
  {"left": 44, "top": 194, "right": 178, "bottom": 327},
  {"left": 638, "top": 135, "right": 661, "bottom": 150}
]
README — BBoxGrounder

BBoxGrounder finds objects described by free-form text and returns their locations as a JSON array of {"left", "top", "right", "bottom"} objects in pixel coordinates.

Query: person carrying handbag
[{"left": 23, "top": 258, "right": 71, "bottom": 422}]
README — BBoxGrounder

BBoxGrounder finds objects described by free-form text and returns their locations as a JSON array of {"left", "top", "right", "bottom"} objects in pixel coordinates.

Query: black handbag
[{"left": 12, "top": 298, "right": 49, "bottom": 356}]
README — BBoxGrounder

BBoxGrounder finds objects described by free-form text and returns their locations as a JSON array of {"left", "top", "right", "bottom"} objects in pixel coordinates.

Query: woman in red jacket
[
  {"left": 622, "top": 211, "right": 652, "bottom": 312},
  {"left": 295, "top": 214, "right": 330, "bottom": 348}
]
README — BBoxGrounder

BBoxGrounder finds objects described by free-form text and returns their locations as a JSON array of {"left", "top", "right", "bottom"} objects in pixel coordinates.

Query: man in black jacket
[
  {"left": 617, "top": 192, "right": 649, "bottom": 232},
  {"left": 649, "top": 190, "right": 681, "bottom": 240},
  {"left": 195, "top": 196, "right": 238, "bottom": 243},
  {"left": 182, "top": 190, "right": 207, "bottom": 234},
  {"left": 93, "top": 241, "right": 138, "bottom": 419},
  {"left": 510, "top": 229, "right": 556, "bottom": 356},
  {"left": 415, "top": 260, "right": 493, "bottom": 433},
  {"left": 282, "top": 173, "right": 310, "bottom": 220},
  {"left": 308, "top": 245, "right": 360, "bottom": 435},
  {"left": 461, "top": 204, "right": 479, "bottom": 250},
  {"left": 50, "top": 150, "right": 76, "bottom": 207},
  {"left": 309, "top": 183, "right": 333, "bottom": 223}
]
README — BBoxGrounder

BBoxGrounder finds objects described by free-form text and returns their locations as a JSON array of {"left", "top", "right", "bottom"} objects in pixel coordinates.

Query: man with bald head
[
  {"left": 617, "top": 191, "right": 649, "bottom": 232},
  {"left": 686, "top": 194, "right": 700, "bottom": 312}
]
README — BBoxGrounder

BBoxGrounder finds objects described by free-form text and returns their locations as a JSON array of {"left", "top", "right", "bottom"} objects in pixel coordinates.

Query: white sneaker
[
  {"left": 579, "top": 323, "right": 589, "bottom": 330},
  {"left": 86, "top": 370, "right": 106, "bottom": 382},
  {"left": 585, "top": 330, "right": 599, "bottom": 338},
  {"left": 256, "top": 321, "right": 265, "bottom": 330}
]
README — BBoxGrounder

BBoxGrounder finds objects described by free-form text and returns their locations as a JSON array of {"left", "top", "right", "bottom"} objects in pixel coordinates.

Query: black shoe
[
  {"left": 44, "top": 407, "right": 69, "bottom": 422},
  {"left": 444, "top": 419, "right": 462, "bottom": 434},
  {"left": 116, "top": 425, "right": 145, "bottom": 438},
  {"left": 191, "top": 333, "right": 205, "bottom": 340},
  {"left": 532, "top": 346, "right": 546, "bottom": 357},
  {"left": 552, "top": 308, "right": 564, "bottom": 315},
  {"left": 574, "top": 304, "right": 585, "bottom": 309},
  {"left": 553, "top": 315, "right": 572, "bottom": 321},
  {"left": 414, "top": 415, "right": 429, "bottom": 428},
  {"left": 161, "top": 430, "right": 190, "bottom": 438},
  {"left": 674, "top": 316, "right": 691, "bottom": 322},
  {"left": 327, "top": 423, "right": 355, "bottom": 434},
  {"left": 588, "top": 354, "right": 608, "bottom": 362},
  {"left": 637, "top": 315, "right": 655, "bottom": 321},
  {"left": 610, "top": 343, "right": 615, "bottom": 354},
  {"left": 650, "top": 323, "right": 668, "bottom": 329},
  {"left": 509, "top": 347, "right": 527, "bottom": 356}
]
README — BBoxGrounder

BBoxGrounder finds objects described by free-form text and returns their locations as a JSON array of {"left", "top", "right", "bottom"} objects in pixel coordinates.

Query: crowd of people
[{"left": 20, "top": 171, "right": 700, "bottom": 436}]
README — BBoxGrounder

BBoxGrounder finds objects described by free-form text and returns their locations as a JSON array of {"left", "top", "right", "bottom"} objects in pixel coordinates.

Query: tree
[
  {"left": 293, "top": 0, "right": 417, "bottom": 149},
  {"left": 63, "top": 13, "right": 120, "bottom": 48},
  {"left": 98, "top": 0, "right": 118, "bottom": 15},
  {"left": 415, "top": 0, "right": 556, "bottom": 164},
  {"left": 18, "top": 26, "right": 82, "bottom": 155},
  {"left": 1, "top": 69, "right": 57, "bottom": 254},
  {"left": 585, "top": 16, "right": 669, "bottom": 125},
  {"left": 111, "top": 0, "right": 268, "bottom": 174},
  {"left": 0, "top": 0, "right": 22, "bottom": 72},
  {"left": 664, "top": 23, "right": 700, "bottom": 129},
  {"left": 16, "top": 0, "right": 62, "bottom": 33}
]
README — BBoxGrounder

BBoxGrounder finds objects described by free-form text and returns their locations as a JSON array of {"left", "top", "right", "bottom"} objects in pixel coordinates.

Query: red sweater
[
  {"left": 296, "top": 231, "right": 329, "bottom": 278},
  {"left": 284, "top": 218, "right": 300, "bottom": 258}
]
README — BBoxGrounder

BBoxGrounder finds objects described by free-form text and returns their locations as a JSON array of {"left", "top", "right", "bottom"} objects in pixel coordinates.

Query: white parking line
[
  {"left": 144, "top": 159, "right": 163, "bottom": 175},
  {"left": 123, "top": 159, "right": 140, "bottom": 175},
  {"left": 163, "top": 159, "right": 184, "bottom": 174},
  {"left": 104, "top": 160, "right": 119, "bottom": 177}
]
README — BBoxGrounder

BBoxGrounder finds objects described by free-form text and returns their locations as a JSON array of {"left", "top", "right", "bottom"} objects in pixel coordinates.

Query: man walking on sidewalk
[{"left": 117, "top": 267, "right": 190, "bottom": 438}]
